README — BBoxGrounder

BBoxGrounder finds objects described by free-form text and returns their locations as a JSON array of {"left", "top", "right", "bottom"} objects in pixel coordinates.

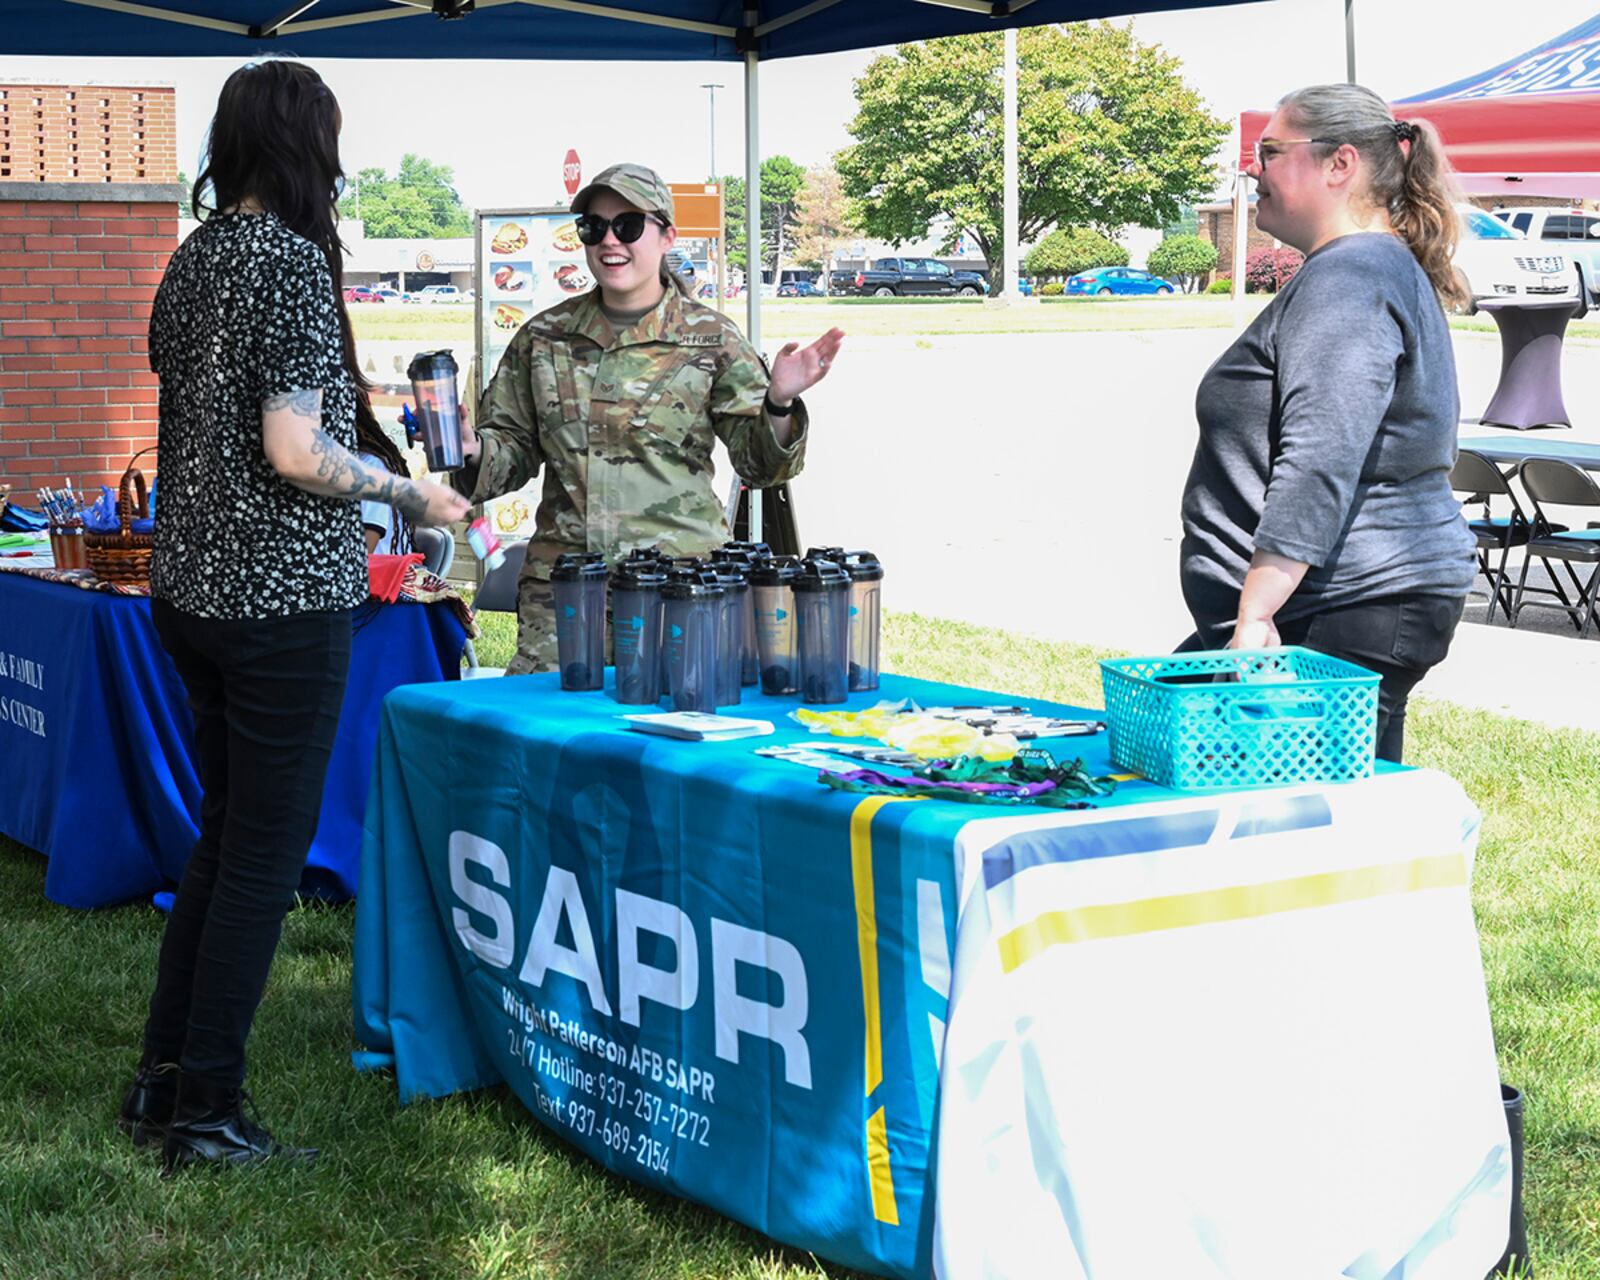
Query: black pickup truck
[{"left": 830, "top": 257, "right": 989, "bottom": 297}]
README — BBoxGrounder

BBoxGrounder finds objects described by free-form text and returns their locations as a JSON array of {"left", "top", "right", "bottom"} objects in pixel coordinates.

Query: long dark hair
[
  {"left": 355, "top": 392, "right": 413, "bottom": 553},
  {"left": 194, "top": 60, "right": 369, "bottom": 395},
  {"left": 1278, "top": 84, "right": 1469, "bottom": 309}
]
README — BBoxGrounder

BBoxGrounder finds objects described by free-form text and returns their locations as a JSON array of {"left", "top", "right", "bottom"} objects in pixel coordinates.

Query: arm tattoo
[
  {"left": 309, "top": 429, "right": 353, "bottom": 488},
  {"left": 263, "top": 388, "right": 323, "bottom": 419},
  {"left": 308, "top": 429, "right": 431, "bottom": 522}
]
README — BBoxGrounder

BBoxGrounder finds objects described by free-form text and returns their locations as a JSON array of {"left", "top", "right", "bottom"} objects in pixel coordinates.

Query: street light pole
[{"left": 701, "top": 83, "right": 724, "bottom": 182}]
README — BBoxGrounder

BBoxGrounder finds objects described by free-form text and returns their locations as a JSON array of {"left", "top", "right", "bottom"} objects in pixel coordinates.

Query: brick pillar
[
  {"left": 0, "top": 186, "right": 182, "bottom": 491},
  {"left": 0, "top": 84, "right": 180, "bottom": 496}
]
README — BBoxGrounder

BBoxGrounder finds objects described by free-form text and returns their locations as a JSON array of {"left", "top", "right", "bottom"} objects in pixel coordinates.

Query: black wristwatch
[{"left": 764, "top": 392, "right": 794, "bottom": 418}]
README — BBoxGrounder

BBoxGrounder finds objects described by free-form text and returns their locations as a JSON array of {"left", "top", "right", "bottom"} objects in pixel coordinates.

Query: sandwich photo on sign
[
  {"left": 491, "top": 262, "right": 531, "bottom": 294},
  {"left": 489, "top": 220, "right": 528, "bottom": 255},
  {"left": 553, "top": 262, "right": 592, "bottom": 293},
  {"left": 549, "top": 221, "right": 583, "bottom": 255}
]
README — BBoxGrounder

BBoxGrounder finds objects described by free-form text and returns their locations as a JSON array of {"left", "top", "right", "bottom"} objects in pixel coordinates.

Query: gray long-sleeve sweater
[{"left": 1180, "top": 232, "right": 1476, "bottom": 647}]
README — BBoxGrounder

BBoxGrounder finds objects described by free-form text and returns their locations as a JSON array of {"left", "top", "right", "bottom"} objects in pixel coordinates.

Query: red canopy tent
[
  {"left": 1221, "top": 14, "right": 1600, "bottom": 297},
  {"left": 1238, "top": 14, "right": 1600, "bottom": 199}
]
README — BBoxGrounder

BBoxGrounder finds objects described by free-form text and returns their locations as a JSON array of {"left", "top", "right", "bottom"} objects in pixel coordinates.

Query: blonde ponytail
[
  {"left": 1279, "top": 84, "right": 1470, "bottom": 310},
  {"left": 1388, "top": 120, "right": 1469, "bottom": 310}
]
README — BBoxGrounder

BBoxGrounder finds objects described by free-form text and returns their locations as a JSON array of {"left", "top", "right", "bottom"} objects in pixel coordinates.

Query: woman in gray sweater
[{"left": 1180, "top": 83, "right": 1476, "bottom": 762}]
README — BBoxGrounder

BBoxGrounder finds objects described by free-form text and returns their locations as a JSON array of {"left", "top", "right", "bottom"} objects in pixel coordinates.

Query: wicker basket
[{"left": 84, "top": 447, "right": 156, "bottom": 586}]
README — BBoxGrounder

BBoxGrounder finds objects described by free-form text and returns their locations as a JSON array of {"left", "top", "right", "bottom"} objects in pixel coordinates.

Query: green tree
[
  {"left": 791, "top": 163, "right": 860, "bottom": 277},
  {"left": 1147, "top": 233, "right": 1218, "bottom": 292},
  {"left": 837, "top": 24, "right": 1227, "bottom": 269},
  {"left": 719, "top": 174, "right": 747, "bottom": 273},
  {"left": 760, "top": 154, "right": 807, "bottom": 282},
  {"left": 1025, "top": 227, "right": 1127, "bottom": 280},
  {"left": 717, "top": 161, "right": 809, "bottom": 280},
  {"left": 1163, "top": 205, "right": 1200, "bottom": 237},
  {"left": 338, "top": 153, "right": 473, "bottom": 238}
]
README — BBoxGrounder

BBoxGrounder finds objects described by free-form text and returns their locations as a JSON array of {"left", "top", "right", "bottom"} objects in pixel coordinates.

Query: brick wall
[
  {"left": 0, "top": 195, "right": 179, "bottom": 488},
  {"left": 1199, "top": 205, "right": 1276, "bottom": 258},
  {"left": 0, "top": 85, "right": 177, "bottom": 185},
  {"left": 0, "top": 83, "right": 181, "bottom": 494}
]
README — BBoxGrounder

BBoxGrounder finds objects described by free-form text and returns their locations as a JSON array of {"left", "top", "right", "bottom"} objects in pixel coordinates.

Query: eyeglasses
[
  {"left": 574, "top": 211, "right": 670, "bottom": 245},
  {"left": 1252, "top": 138, "right": 1340, "bottom": 167}
]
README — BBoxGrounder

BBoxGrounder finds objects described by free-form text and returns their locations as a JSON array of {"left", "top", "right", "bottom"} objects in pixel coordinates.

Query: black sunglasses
[{"left": 575, "top": 211, "right": 670, "bottom": 246}]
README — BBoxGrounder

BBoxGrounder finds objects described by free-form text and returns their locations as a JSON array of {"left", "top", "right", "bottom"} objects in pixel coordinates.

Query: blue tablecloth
[
  {"left": 354, "top": 672, "right": 1510, "bottom": 1280},
  {"left": 1458, "top": 435, "right": 1600, "bottom": 471},
  {"left": 0, "top": 571, "right": 467, "bottom": 908},
  {"left": 352, "top": 672, "right": 1365, "bottom": 1277}
]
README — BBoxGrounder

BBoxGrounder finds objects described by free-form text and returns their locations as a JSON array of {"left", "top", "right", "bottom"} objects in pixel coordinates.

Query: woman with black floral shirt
[{"left": 117, "top": 60, "right": 469, "bottom": 1171}]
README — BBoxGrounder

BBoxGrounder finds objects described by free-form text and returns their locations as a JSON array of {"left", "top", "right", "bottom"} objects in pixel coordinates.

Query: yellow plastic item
[
  {"left": 882, "top": 715, "right": 1018, "bottom": 762},
  {"left": 790, "top": 703, "right": 1018, "bottom": 762},
  {"left": 791, "top": 702, "right": 912, "bottom": 740}
]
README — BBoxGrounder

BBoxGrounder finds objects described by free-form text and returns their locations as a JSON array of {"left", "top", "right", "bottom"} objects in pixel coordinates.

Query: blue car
[{"left": 1065, "top": 267, "right": 1177, "bottom": 297}]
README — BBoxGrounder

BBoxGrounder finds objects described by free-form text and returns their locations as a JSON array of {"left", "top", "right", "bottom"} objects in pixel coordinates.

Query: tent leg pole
[
  {"left": 744, "top": 50, "right": 762, "bottom": 352},
  {"left": 745, "top": 45, "right": 763, "bottom": 543},
  {"left": 1002, "top": 26, "right": 1020, "bottom": 300},
  {"left": 1231, "top": 169, "right": 1249, "bottom": 328}
]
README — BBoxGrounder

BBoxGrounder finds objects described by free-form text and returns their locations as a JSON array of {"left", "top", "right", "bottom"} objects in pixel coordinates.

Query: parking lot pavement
[{"left": 789, "top": 326, "right": 1600, "bottom": 734}]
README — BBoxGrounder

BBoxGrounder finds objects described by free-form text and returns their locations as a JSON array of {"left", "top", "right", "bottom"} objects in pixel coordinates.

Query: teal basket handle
[{"left": 1226, "top": 697, "right": 1327, "bottom": 726}]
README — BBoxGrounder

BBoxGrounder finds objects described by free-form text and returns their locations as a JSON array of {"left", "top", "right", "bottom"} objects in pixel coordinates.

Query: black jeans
[
  {"left": 144, "top": 599, "right": 352, "bottom": 1088},
  {"left": 1275, "top": 593, "right": 1465, "bottom": 763}
]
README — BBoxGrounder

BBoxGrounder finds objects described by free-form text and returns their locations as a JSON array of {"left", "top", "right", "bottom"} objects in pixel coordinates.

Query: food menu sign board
[{"left": 475, "top": 207, "right": 593, "bottom": 541}]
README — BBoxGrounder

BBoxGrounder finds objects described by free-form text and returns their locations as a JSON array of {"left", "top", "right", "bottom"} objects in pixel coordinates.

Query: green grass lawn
[
  {"left": 350, "top": 295, "right": 1600, "bottom": 349},
  {"left": 2, "top": 612, "right": 1596, "bottom": 1278},
  {"left": 349, "top": 302, "right": 475, "bottom": 344},
  {"left": 1450, "top": 312, "right": 1600, "bottom": 343},
  {"left": 350, "top": 296, "right": 1264, "bottom": 349}
]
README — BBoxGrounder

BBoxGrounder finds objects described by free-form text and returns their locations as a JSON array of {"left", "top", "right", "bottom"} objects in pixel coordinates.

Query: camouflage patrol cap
[{"left": 570, "top": 163, "right": 676, "bottom": 223}]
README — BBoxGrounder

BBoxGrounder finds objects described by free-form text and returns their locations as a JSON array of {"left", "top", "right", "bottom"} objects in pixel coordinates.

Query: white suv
[
  {"left": 1454, "top": 206, "right": 1582, "bottom": 312},
  {"left": 414, "top": 285, "right": 464, "bottom": 305},
  {"left": 1490, "top": 206, "right": 1600, "bottom": 303}
]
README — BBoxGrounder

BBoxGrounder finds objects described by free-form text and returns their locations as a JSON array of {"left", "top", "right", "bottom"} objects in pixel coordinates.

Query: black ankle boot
[
  {"left": 161, "top": 1074, "right": 318, "bottom": 1172},
  {"left": 117, "top": 1052, "right": 179, "bottom": 1149}
]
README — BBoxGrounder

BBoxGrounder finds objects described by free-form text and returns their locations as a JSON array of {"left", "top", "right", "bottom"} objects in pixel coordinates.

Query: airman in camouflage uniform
[{"left": 453, "top": 164, "right": 816, "bottom": 674}]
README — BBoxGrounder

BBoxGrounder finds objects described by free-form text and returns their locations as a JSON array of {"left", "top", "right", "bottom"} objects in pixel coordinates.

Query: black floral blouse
[{"left": 149, "top": 211, "right": 365, "bottom": 619}]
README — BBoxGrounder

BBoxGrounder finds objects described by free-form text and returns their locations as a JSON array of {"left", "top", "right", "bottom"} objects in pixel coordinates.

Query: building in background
[{"left": 0, "top": 80, "right": 182, "bottom": 490}]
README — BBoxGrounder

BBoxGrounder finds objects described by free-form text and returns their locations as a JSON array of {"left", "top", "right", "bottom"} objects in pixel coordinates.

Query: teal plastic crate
[{"left": 1099, "top": 647, "right": 1379, "bottom": 791}]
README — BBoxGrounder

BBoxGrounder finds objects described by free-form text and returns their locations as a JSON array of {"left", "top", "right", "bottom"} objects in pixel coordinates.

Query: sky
[{"left": 4, "top": 0, "right": 1599, "bottom": 210}]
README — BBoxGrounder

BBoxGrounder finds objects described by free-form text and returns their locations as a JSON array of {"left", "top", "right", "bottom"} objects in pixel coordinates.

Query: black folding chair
[
  {"left": 1510, "top": 459, "right": 1600, "bottom": 638},
  {"left": 725, "top": 480, "right": 802, "bottom": 558},
  {"left": 413, "top": 525, "right": 455, "bottom": 579},
  {"left": 462, "top": 538, "right": 530, "bottom": 677},
  {"left": 1449, "top": 450, "right": 1539, "bottom": 624}
]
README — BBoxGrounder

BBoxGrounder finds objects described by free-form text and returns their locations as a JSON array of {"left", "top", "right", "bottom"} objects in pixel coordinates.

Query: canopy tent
[
  {"left": 4, "top": 0, "right": 1254, "bottom": 529},
  {"left": 0, "top": 0, "right": 1244, "bottom": 62},
  {"left": 1237, "top": 13, "right": 1600, "bottom": 198},
  {"left": 2, "top": 0, "right": 1262, "bottom": 317}
]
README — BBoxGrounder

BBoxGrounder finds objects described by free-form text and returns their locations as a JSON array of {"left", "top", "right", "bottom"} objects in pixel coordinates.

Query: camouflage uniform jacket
[{"left": 456, "top": 286, "right": 808, "bottom": 581}]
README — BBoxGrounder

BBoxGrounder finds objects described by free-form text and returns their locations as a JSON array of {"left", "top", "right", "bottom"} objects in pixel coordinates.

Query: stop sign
[{"left": 562, "top": 149, "right": 582, "bottom": 197}]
